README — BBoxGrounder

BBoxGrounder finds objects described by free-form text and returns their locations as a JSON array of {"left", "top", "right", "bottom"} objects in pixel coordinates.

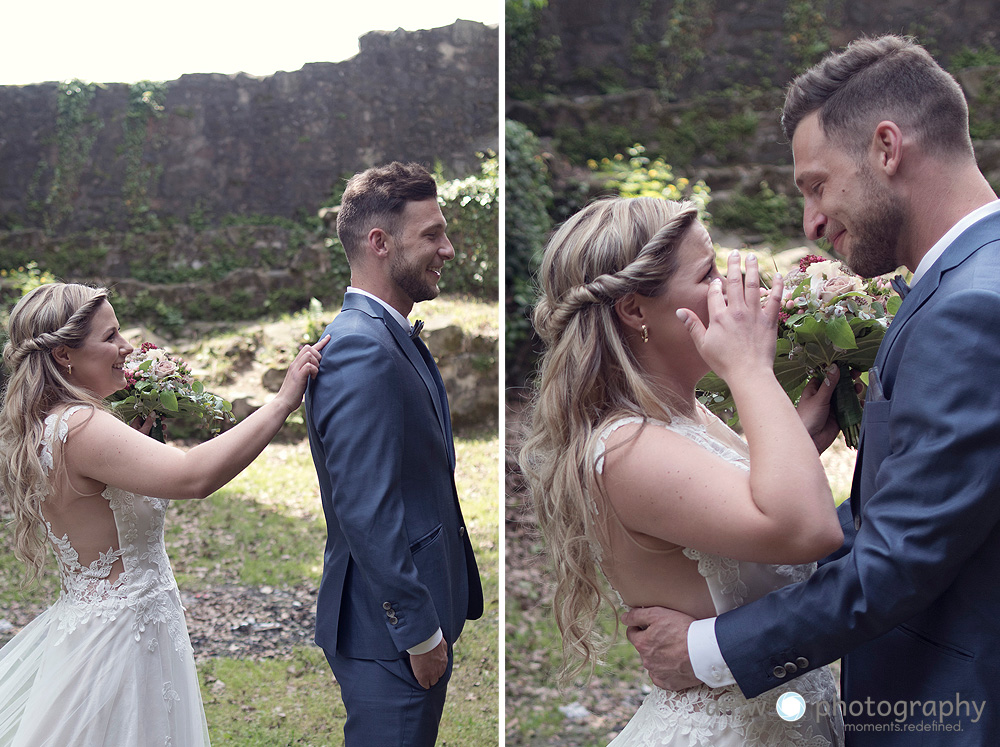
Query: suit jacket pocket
[
  {"left": 859, "top": 399, "right": 892, "bottom": 501},
  {"left": 409, "top": 524, "right": 443, "bottom": 555},
  {"left": 898, "top": 623, "right": 975, "bottom": 662}
]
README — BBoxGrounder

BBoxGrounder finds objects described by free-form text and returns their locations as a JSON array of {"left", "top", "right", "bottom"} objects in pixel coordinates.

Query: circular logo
[{"left": 776, "top": 691, "right": 807, "bottom": 722}]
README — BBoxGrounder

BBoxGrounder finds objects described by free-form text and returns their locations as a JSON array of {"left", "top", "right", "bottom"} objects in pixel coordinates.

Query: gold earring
[
  {"left": 67, "top": 364, "right": 72, "bottom": 376},
  {"left": 640, "top": 324, "right": 649, "bottom": 343}
]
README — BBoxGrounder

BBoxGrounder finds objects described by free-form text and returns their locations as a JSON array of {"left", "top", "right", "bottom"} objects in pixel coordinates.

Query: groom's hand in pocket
[
  {"left": 623, "top": 607, "right": 701, "bottom": 691},
  {"left": 411, "top": 637, "right": 448, "bottom": 689}
]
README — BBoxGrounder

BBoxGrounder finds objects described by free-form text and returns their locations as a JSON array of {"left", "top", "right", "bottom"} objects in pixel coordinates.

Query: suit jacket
[
  {"left": 715, "top": 211, "right": 1000, "bottom": 744},
  {"left": 305, "top": 292, "right": 483, "bottom": 660}
]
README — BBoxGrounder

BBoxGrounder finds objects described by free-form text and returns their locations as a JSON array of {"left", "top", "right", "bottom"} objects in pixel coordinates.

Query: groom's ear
[
  {"left": 366, "top": 227, "right": 391, "bottom": 259},
  {"left": 615, "top": 293, "right": 646, "bottom": 333}
]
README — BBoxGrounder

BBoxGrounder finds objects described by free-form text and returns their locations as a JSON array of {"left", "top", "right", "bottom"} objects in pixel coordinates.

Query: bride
[
  {"left": 0, "top": 283, "right": 327, "bottom": 746},
  {"left": 519, "top": 196, "right": 847, "bottom": 745}
]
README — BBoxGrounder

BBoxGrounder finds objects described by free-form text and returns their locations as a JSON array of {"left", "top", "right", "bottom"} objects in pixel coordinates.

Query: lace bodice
[
  {"left": 39, "top": 406, "right": 189, "bottom": 654},
  {"left": 596, "top": 411, "right": 843, "bottom": 747}
]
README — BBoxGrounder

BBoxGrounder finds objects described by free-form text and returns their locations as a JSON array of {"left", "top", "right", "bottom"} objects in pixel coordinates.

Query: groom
[
  {"left": 624, "top": 35, "right": 1000, "bottom": 743},
  {"left": 305, "top": 161, "right": 483, "bottom": 746}
]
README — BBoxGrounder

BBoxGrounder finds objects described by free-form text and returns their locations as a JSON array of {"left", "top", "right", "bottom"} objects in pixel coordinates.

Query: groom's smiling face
[
  {"left": 388, "top": 198, "right": 456, "bottom": 304},
  {"left": 792, "top": 111, "right": 905, "bottom": 277}
]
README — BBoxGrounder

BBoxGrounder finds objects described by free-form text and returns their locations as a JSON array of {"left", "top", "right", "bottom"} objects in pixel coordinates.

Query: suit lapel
[
  {"left": 854, "top": 212, "right": 1000, "bottom": 521},
  {"left": 341, "top": 294, "right": 452, "bottom": 459},
  {"left": 875, "top": 212, "right": 1000, "bottom": 369}
]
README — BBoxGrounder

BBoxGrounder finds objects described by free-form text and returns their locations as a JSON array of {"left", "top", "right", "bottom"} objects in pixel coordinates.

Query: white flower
[{"left": 804, "top": 260, "right": 841, "bottom": 280}]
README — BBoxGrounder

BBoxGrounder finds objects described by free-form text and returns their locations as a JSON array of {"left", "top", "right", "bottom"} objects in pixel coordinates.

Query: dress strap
[
  {"left": 594, "top": 416, "right": 644, "bottom": 475},
  {"left": 595, "top": 414, "right": 749, "bottom": 475},
  {"left": 40, "top": 405, "right": 92, "bottom": 476},
  {"left": 593, "top": 415, "right": 686, "bottom": 556}
]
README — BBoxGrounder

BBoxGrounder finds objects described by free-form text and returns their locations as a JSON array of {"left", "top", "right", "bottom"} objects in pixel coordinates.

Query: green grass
[
  {"left": 201, "top": 623, "right": 497, "bottom": 746},
  {"left": 505, "top": 592, "right": 643, "bottom": 744},
  {"left": 1, "top": 432, "right": 499, "bottom": 744},
  {"left": 191, "top": 431, "right": 499, "bottom": 745},
  {"left": 165, "top": 444, "right": 327, "bottom": 590}
]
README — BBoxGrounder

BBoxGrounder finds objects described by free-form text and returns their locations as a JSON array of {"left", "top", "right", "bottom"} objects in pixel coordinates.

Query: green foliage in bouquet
[
  {"left": 108, "top": 342, "right": 234, "bottom": 442},
  {"left": 699, "top": 255, "right": 903, "bottom": 448}
]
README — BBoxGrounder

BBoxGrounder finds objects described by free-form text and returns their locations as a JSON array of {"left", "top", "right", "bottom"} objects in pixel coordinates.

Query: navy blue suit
[
  {"left": 305, "top": 292, "right": 483, "bottom": 745},
  {"left": 716, "top": 211, "right": 1000, "bottom": 744}
]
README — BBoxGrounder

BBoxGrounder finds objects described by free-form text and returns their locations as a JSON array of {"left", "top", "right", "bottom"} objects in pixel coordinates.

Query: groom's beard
[
  {"left": 842, "top": 165, "right": 906, "bottom": 278},
  {"left": 390, "top": 247, "right": 441, "bottom": 304}
]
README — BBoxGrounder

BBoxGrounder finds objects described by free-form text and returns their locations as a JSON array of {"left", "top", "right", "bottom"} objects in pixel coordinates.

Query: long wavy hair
[
  {"left": 0, "top": 283, "right": 110, "bottom": 585},
  {"left": 519, "top": 196, "right": 700, "bottom": 681}
]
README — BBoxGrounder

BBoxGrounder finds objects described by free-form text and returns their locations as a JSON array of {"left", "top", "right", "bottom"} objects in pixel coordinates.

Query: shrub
[
  {"left": 436, "top": 152, "right": 499, "bottom": 299},
  {"left": 713, "top": 181, "right": 803, "bottom": 245},
  {"left": 505, "top": 121, "right": 553, "bottom": 387},
  {"left": 592, "top": 144, "right": 712, "bottom": 216}
]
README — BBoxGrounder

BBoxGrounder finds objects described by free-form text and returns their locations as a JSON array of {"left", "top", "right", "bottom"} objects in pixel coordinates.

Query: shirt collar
[
  {"left": 346, "top": 286, "right": 413, "bottom": 333},
  {"left": 910, "top": 199, "right": 1000, "bottom": 288}
]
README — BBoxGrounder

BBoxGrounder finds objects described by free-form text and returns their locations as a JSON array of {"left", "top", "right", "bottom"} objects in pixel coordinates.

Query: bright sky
[{"left": 1, "top": 0, "right": 501, "bottom": 86}]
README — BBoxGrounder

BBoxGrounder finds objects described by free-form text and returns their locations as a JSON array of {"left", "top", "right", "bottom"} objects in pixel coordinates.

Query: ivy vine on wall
[
  {"left": 36, "top": 80, "right": 104, "bottom": 231},
  {"left": 122, "top": 81, "right": 167, "bottom": 230}
]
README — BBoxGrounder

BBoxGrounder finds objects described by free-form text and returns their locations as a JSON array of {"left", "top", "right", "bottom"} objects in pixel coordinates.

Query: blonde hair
[
  {"left": 1, "top": 283, "right": 110, "bottom": 585},
  {"left": 518, "top": 196, "right": 699, "bottom": 681}
]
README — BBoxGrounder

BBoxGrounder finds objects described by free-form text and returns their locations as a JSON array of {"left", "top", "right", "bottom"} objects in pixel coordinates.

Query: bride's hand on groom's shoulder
[
  {"left": 274, "top": 335, "right": 330, "bottom": 414},
  {"left": 622, "top": 607, "right": 701, "bottom": 691}
]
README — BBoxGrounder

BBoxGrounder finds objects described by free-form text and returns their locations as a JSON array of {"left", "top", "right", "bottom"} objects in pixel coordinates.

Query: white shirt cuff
[
  {"left": 688, "top": 617, "right": 736, "bottom": 688},
  {"left": 406, "top": 627, "right": 443, "bottom": 655}
]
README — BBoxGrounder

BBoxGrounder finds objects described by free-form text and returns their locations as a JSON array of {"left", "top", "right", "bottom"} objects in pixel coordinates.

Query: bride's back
[{"left": 40, "top": 406, "right": 127, "bottom": 589}]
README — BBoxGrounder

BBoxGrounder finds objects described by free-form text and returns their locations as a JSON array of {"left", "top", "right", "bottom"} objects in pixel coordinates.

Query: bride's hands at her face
[
  {"left": 676, "top": 251, "right": 782, "bottom": 384},
  {"left": 275, "top": 335, "right": 330, "bottom": 414}
]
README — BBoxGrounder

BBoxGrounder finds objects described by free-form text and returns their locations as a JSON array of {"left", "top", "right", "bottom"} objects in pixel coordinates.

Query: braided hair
[
  {"left": 519, "top": 196, "right": 699, "bottom": 681},
  {"left": 0, "top": 283, "right": 110, "bottom": 584}
]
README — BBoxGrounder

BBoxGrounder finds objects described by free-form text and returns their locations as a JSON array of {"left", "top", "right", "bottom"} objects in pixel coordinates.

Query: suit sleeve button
[
  {"left": 796, "top": 657, "right": 809, "bottom": 669},
  {"left": 772, "top": 666, "right": 787, "bottom": 679},
  {"left": 383, "top": 602, "right": 392, "bottom": 610},
  {"left": 784, "top": 662, "right": 798, "bottom": 675}
]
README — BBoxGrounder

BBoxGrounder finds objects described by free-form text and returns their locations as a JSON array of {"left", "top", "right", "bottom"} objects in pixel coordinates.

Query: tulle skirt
[{"left": 0, "top": 596, "right": 209, "bottom": 747}]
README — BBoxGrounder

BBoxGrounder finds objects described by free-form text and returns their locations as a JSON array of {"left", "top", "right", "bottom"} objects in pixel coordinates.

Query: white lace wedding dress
[
  {"left": 0, "top": 406, "right": 210, "bottom": 746},
  {"left": 597, "top": 413, "right": 845, "bottom": 747}
]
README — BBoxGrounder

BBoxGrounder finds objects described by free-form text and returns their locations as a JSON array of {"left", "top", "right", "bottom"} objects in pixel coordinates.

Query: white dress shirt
[
  {"left": 343, "top": 287, "right": 443, "bottom": 656},
  {"left": 688, "top": 198, "right": 1000, "bottom": 689}
]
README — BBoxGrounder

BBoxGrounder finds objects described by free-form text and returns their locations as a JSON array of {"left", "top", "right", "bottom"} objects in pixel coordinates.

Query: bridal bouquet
[
  {"left": 108, "top": 342, "right": 234, "bottom": 442},
  {"left": 699, "top": 255, "right": 902, "bottom": 448}
]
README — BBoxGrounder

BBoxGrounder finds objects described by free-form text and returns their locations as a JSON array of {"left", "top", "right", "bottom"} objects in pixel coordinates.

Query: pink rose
[
  {"left": 819, "top": 275, "right": 860, "bottom": 304},
  {"left": 153, "top": 359, "right": 177, "bottom": 378}
]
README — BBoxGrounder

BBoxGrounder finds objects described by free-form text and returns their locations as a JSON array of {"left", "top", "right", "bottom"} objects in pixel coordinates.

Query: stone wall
[
  {"left": 0, "top": 20, "right": 498, "bottom": 232},
  {"left": 507, "top": 1, "right": 1000, "bottom": 197},
  {"left": 510, "top": 0, "right": 999, "bottom": 101}
]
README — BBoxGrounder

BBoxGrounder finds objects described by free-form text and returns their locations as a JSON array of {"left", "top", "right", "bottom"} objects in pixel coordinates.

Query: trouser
[{"left": 325, "top": 648, "right": 453, "bottom": 746}]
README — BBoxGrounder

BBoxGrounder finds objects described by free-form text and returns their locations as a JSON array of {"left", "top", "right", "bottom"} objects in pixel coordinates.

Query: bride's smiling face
[{"left": 61, "top": 301, "right": 134, "bottom": 398}]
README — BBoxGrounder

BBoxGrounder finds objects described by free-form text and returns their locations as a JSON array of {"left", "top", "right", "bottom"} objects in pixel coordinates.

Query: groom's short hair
[
  {"left": 782, "top": 35, "right": 974, "bottom": 161},
  {"left": 336, "top": 162, "right": 438, "bottom": 264}
]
